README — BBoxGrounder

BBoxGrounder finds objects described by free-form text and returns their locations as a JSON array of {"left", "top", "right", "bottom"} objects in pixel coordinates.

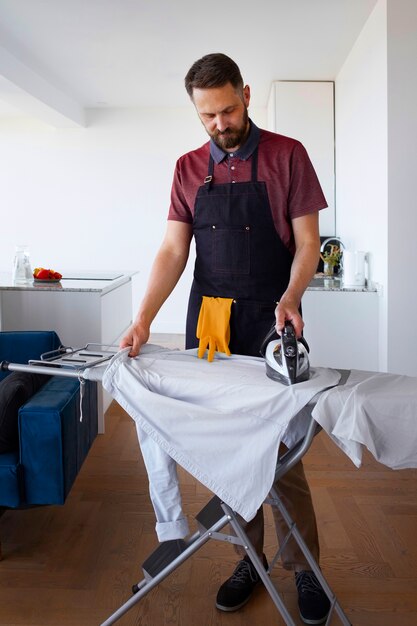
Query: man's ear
[{"left": 243, "top": 84, "right": 251, "bottom": 107}]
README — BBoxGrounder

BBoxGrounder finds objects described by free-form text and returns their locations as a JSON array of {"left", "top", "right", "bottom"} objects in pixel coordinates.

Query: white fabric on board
[
  {"left": 312, "top": 369, "right": 417, "bottom": 469},
  {"left": 102, "top": 346, "right": 340, "bottom": 523}
]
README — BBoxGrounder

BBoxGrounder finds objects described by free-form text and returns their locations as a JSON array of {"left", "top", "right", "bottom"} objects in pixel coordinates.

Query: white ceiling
[{"left": 0, "top": 0, "right": 378, "bottom": 124}]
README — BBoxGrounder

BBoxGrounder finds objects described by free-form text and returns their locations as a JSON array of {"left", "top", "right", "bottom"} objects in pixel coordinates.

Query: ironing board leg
[
  {"left": 101, "top": 494, "right": 351, "bottom": 626},
  {"left": 99, "top": 512, "right": 230, "bottom": 626},
  {"left": 268, "top": 485, "right": 352, "bottom": 626},
  {"left": 221, "top": 501, "right": 296, "bottom": 626}
]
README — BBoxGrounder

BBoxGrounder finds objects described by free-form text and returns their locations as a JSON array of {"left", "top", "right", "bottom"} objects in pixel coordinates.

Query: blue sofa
[{"left": 0, "top": 331, "right": 97, "bottom": 556}]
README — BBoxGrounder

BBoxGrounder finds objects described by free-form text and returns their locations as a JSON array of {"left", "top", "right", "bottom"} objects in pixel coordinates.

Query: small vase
[{"left": 323, "top": 261, "right": 334, "bottom": 276}]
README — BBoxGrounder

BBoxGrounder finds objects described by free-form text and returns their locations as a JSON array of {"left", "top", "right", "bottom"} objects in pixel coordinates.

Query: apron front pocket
[{"left": 212, "top": 226, "right": 250, "bottom": 275}]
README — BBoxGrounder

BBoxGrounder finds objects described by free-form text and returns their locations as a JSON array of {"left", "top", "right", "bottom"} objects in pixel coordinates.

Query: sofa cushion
[{"left": 0, "top": 372, "right": 50, "bottom": 453}]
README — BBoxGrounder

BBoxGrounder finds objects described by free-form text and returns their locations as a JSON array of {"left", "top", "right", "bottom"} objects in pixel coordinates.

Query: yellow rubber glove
[{"left": 196, "top": 296, "right": 233, "bottom": 362}]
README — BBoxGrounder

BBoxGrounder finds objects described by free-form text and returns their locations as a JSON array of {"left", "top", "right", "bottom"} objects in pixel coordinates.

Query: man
[{"left": 121, "top": 53, "right": 330, "bottom": 625}]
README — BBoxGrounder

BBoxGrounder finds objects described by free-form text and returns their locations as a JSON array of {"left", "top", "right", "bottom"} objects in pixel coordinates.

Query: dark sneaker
[
  {"left": 216, "top": 554, "right": 268, "bottom": 612},
  {"left": 295, "top": 570, "right": 331, "bottom": 625}
]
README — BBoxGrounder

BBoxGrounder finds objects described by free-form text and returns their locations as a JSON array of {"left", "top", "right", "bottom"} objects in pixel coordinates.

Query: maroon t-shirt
[{"left": 168, "top": 123, "right": 327, "bottom": 256}]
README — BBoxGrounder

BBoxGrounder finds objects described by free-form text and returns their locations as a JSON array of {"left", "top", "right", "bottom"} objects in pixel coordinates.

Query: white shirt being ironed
[{"left": 101, "top": 345, "right": 340, "bottom": 522}]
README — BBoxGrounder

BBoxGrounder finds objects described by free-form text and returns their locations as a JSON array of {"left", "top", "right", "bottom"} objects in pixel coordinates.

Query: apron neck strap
[
  {"left": 203, "top": 155, "right": 215, "bottom": 189},
  {"left": 250, "top": 147, "right": 258, "bottom": 182}
]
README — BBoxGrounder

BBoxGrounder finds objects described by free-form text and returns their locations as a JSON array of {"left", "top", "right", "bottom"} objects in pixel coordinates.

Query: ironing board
[
  {"left": 6, "top": 346, "right": 417, "bottom": 624},
  {"left": 98, "top": 375, "right": 352, "bottom": 626},
  {"left": 1, "top": 345, "right": 353, "bottom": 626}
]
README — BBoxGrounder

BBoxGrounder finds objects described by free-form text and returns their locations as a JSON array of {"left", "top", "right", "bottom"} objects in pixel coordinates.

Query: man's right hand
[{"left": 119, "top": 322, "right": 150, "bottom": 357}]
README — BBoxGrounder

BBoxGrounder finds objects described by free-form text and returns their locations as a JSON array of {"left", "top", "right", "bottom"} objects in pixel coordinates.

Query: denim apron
[{"left": 185, "top": 149, "right": 294, "bottom": 357}]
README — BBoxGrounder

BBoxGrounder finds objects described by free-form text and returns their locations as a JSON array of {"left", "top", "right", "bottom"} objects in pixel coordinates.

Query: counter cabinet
[{"left": 302, "top": 288, "right": 379, "bottom": 371}]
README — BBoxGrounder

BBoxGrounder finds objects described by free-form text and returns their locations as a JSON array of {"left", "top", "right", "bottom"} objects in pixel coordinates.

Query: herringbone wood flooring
[{"left": 1, "top": 351, "right": 417, "bottom": 625}]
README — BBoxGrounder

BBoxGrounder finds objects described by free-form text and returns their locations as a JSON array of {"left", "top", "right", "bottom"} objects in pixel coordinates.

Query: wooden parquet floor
[{"left": 1, "top": 401, "right": 417, "bottom": 626}]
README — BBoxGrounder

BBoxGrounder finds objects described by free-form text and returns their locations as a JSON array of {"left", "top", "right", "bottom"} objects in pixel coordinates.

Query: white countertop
[
  {"left": 307, "top": 275, "right": 377, "bottom": 293},
  {"left": 0, "top": 271, "right": 137, "bottom": 295}
]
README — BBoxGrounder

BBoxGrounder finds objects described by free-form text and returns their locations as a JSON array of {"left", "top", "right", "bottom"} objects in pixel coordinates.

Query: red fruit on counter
[
  {"left": 36, "top": 268, "right": 51, "bottom": 279},
  {"left": 33, "top": 266, "right": 62, "bottom": 280}
]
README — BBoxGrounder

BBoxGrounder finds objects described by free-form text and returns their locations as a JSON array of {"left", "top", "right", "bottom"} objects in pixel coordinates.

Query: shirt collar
[{"left": 210, "top": 120, "right": 260, "bottom": 164}]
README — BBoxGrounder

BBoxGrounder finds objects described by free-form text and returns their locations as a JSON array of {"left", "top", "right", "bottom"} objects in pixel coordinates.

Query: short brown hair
[{"left": 184, "top": 53, "right": 244, "bottom": 99}]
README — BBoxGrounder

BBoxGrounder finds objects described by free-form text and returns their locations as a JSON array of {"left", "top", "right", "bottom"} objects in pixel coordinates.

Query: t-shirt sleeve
[
  {"left": 167, "top": 158, "right": 193, "bottom": 224},
  {"left": 288, "top": 142, "right": 328, "bottom": 219}
]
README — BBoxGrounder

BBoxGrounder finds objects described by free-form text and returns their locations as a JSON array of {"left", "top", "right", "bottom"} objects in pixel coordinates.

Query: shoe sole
[
  {"left": 299, "top": 611, "right": 330, "bottom": 625},
  {"left": 215, "top": 595, "right": 253, "bottom": 612}
]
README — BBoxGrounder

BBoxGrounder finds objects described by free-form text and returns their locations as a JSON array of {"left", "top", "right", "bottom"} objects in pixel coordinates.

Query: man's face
[{"left": 192, "top": 83, "right": 251, "bottom": 152}]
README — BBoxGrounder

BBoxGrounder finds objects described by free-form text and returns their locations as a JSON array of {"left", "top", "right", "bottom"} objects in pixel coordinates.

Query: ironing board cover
[
  {"left": 101, "top": 346, "right": 340, "bottom": 521},
  {"left": 312, "top": 368, "right": 417, "bottom": 469}
]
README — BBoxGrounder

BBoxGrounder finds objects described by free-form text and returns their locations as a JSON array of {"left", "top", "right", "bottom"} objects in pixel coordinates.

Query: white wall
[
  {"left": 386, "top": 0, "right": 417, "bottom": 375},
  {"left": 335, "top": 0, "right": 417, "bottom": 376},
  {"left": 335, "top": 0, "right": 388, "bottom": 369},
  {"left": 0, "top": 105, "right": 266, "bottom": 333}
]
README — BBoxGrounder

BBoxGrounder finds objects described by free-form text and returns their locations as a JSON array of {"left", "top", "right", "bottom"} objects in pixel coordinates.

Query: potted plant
[{"left": 320, "top": 244, "right": 341, "bottom": 276}]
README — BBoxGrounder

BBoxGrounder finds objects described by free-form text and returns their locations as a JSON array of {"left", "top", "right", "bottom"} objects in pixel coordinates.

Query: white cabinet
[
  {"left": 302, "top": 289, "right": 379, "bottom": 371},
  {"left": 267, "top": 81, "right": 335, "bottom": 235}
]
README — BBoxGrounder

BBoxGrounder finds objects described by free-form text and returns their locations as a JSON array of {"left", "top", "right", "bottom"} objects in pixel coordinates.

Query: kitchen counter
[
  {"left": 0, "top": 270, "right": 132, "bottom": 295},
  {"left": 307, "top": 275, "right": 377, "bottom": 292}
]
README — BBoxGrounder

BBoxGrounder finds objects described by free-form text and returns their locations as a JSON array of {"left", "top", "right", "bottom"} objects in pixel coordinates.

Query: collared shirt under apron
[{"left": 185, "top": 147, "right": 294, "bottom": 357}]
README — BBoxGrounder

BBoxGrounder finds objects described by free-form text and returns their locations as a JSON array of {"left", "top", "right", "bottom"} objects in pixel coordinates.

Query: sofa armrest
[
  {"left": 0, "top": 331, "right": 61, "bottom": 382},
  {"left": 19, "top": 376, "right": 98, "bottom": 505}
]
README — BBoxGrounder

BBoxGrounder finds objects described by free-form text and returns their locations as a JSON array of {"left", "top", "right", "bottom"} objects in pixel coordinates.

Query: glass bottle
[{"left": 12, "top": 245, "right": 32, "bottom": 284}]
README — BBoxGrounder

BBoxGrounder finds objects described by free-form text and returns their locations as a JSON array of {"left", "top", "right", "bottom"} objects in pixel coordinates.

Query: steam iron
[{"left": 259, "top": 321, "right": 310, "bottom": 385}]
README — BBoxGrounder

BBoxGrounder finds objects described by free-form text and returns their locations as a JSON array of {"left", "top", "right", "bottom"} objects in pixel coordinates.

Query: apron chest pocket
[{"left": 212, "top": 226, "right": 250, "bottom": 275}]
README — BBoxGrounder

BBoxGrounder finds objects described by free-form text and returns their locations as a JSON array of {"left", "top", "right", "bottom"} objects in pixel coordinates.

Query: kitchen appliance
[
  {"left": 342, "top": 250, "right": 368, "bottom": 287},
  {"left": 260, "top": 321, "right": 310, "bottom": 385}
]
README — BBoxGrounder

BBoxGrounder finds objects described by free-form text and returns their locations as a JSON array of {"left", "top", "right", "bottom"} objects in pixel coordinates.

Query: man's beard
[{"left": 210, "top": 107, "right": 249, "bottom": 151}]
